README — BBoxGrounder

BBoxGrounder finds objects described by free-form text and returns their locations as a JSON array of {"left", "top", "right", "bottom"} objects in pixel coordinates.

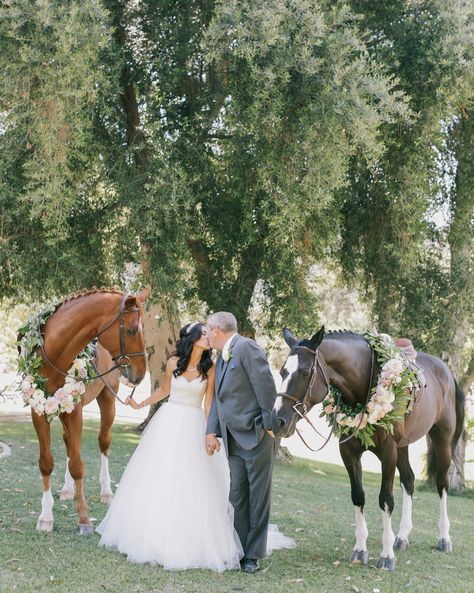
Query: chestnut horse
[
  {"left": 28, "top": 288, "right": 149, "bottom": 534},
  {"left": 271, "top": 327, "right": 465, "bottom": 570}
]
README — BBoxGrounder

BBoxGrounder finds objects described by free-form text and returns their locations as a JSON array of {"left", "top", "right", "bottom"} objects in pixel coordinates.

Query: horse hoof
[
  {"left": 77, "top": 523, "right": 94, "bottom": 536},
  {"left": 394, "top": 536, "right": 409, "bottom": 551},
  {"left": 351, "top": 549, "right": 369, "bottom": 565},
  {"left": 437, "top": 538, "right": 452, "bottom": 552},
  {"left": 59, "top": 490, "right": 75, "bottom": 501},
  {"left": 376, "top": 556, "right": 396, "bottom": 571},
  {"left": 100, "top": 493, "right": 113, "bottom": 505},
  {"left": 36, "top": 519, "right": 54, "bottom": 533}
]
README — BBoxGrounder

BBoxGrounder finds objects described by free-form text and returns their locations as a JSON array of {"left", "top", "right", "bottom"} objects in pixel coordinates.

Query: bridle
[
  {"left": 39, "top": 294, "right": 146, "bottom": 404},
  {"left": 278, "top": 344, "right": 375, "bottom": 451},
  {"left": 278, "top": 346, "right": 331, "bottom": 451}
]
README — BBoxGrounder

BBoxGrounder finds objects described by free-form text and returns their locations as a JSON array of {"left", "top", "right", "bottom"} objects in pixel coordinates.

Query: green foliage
[
  {"left": 0, "top": 0, "right": 472, "bottom": 390},
  {"left": 321, "top": 331, "right": 414, "bottom": 448}
]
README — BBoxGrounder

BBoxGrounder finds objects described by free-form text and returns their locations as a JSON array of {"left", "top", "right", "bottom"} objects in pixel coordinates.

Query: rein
[
  {"left": 39, "top": 294, "right": 146, "bottom": 404},
  {"left": 278, "top": 345, "right": 375, "bottom": 451}
]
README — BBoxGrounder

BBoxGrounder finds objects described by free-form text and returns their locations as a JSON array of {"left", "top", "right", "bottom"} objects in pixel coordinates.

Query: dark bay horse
[
  {"left": 25, "top": 288, "right": 149, "bottom": 534},
  {"left": 271, "top": 327, "right": 465, "bottom": 570}
]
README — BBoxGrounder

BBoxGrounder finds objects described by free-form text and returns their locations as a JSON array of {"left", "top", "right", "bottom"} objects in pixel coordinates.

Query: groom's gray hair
[{"left": 207, "top": 312, "right": 238, "bottom": 333}]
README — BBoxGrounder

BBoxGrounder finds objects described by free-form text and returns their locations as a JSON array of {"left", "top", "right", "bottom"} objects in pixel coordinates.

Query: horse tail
[
  {"left": 426, "top": 377, "right": 465, "bottom": 486},
  {"left": 452, "top": 379, "right": 466, "bottom": 452}
]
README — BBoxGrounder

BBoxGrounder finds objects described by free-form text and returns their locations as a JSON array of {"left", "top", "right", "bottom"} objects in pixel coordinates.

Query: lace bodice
[{"left": 169, "top": 374, "right": 207, "bottom": 408}]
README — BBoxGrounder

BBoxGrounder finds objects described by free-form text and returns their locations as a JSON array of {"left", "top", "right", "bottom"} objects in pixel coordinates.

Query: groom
[{"left": 206, "top": 312, "right": 278, "bottom": 573}]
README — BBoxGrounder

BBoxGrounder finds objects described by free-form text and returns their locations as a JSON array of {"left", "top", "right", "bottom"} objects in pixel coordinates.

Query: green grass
[{"left": 1, "top": 414, "right": 473, "bottom": 593}]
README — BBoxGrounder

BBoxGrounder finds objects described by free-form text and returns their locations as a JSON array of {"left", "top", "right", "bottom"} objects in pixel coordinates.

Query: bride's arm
[
  {"left": 204, "top": 365, "right": 216, "bottom": 420},
  {"left": 127, "top": 357, "right": 176, "bottom": 409}
]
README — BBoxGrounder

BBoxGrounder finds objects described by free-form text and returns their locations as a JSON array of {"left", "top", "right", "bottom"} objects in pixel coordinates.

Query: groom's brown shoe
[{"left": 242, "top": 558, "right": 260, "bottom": 573}]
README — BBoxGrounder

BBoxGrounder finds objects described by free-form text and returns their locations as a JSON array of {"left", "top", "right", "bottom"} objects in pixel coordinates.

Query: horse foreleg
[
  {"left": 375, "top": 438, "right": 397, "bottom": 570},
  {"left": 340, "top": 440, "right": 368, "bottom": 565},
  {"left": 31, "top": 411, "right": 55, "bottom": 533},
  {"left": 96, "top": 384, "right": 117, "bottom": 504},
  {"left": 394, "top": 446, "right": 414, "bottom": 551},
  {"left": 59, "top": 424, "right": 75, "bottom": 501},
  {"left": 61, "top": 406, "right": 93, "bottom": 535}
]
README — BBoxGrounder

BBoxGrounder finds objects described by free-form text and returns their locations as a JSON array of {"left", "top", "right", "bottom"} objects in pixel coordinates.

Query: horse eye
[
  {"left": 302, "top": 370, "right": 310, "bottom": 377},
  {"left": 127, "top": 328, "right": 137, "bottom": 336}
]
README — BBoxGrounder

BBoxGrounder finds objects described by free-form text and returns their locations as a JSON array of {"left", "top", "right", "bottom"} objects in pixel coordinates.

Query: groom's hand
[{"left": 205, "top": 434, "right": 220, "bottom": 455}]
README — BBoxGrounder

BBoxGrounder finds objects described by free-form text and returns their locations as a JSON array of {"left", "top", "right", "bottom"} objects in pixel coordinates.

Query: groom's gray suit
[{"left": 206, "top": 334, "right": 278, "bottom": 560}]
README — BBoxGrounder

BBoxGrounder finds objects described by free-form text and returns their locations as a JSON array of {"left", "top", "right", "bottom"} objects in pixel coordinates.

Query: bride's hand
[{"left": 126, "top": 396, "right": 141, "bottom": 409}]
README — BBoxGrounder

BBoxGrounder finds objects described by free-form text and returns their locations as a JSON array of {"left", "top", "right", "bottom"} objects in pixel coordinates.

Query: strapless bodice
[{"left": 168, "top": 374, "right": 207, "bottom": 408}]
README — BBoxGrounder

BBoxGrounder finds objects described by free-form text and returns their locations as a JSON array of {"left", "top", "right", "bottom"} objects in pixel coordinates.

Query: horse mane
[
  {"left": 59, "top": 287, "right": 124, "bottom": 306},
  {"left": 325, "top": 329, "right": 362, "bottom": 338}
]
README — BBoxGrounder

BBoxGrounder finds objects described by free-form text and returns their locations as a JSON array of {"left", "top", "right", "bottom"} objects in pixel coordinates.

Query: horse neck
[
  {"left": 42, "top": 293, "right": 121, "bottom": 391},
  {"left": 319, "top": 334, "right": 373, "bottom": 405}
]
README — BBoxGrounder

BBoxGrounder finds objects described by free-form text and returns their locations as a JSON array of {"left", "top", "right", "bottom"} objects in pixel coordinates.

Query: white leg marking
[
  {"left": 381, "top": 504, "right": 396, "bottom": 558},
  {"left": 38, "top": 488, "right": 54, "bottom": 522},
  {"left": 99, "top": 453, "right": 113, "bottom": 498},
  {"left": 438, "top": 489, "right": 451, "bottom": 542},
  {"left": 354, "top": 506, "right": 368, "bottom": 551},
  {"left": 63, "top": 457, "right": 75, "bottom": 490},
  {"left": 397, "top": 484, "right": 413, "bottom": 541}
]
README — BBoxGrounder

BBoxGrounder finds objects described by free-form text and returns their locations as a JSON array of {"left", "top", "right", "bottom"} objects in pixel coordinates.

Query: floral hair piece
[{"left": 186, "top": 322, "right": 200, "bottom": 334}]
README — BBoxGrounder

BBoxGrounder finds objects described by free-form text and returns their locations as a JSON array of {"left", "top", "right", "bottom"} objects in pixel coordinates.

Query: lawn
[{"left": 1, "top": 414, "right": 473, "bottom": 593}]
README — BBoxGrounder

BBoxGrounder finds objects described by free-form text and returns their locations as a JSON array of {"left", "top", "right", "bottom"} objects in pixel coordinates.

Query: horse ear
[
  {"left": 124, "top": 295, "right": 138, "bottom": 310},
  {"left": 136, "top": 286, "right": 151, "bottom": 303},
  {"left": 309, "top": 325, "right": 325, "bottom": 350},
  {"left": 283, "top": 327, "right": 297, "bottom": 348}
]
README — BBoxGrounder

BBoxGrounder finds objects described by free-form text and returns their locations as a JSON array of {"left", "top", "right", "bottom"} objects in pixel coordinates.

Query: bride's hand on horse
[{"left": 126, "top": 396, "right": 142, "bottom": 409}]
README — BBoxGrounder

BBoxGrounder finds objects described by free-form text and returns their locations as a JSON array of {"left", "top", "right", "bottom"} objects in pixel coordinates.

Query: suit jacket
[{"left": 206, "top": 334, "right": 277, "bottom": 453}]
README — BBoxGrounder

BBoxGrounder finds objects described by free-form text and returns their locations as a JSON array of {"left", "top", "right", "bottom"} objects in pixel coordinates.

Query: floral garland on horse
[
  {"left": 320, "top": 331, "right": 417, "bottom": 448},
  {"left": 17, "top": 301, "right": 96, "bottom": 422}
]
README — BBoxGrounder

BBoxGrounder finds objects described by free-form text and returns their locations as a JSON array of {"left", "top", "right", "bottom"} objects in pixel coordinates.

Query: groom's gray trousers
[{"left": 227, "top": 430, "right": 279, "bottom": 560}]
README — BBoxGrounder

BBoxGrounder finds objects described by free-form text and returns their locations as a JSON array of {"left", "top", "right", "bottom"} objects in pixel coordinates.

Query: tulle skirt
[{"left": 96, "top": 400, "right": 295, "bottom": 571}]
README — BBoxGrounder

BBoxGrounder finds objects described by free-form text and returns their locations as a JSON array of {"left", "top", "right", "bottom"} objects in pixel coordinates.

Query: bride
[{"left": 96, "top": 322, "right": 294, "bottom": 571}]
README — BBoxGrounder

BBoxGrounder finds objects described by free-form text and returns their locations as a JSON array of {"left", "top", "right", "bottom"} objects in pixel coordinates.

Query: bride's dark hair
[{"left": 173, "top": 322, "right": 213, "bottom": 379}]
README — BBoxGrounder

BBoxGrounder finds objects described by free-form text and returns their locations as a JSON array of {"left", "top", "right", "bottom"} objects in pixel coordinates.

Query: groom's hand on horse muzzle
[{"left": 205, "top": 434, "right": 220, "bottom": 455}]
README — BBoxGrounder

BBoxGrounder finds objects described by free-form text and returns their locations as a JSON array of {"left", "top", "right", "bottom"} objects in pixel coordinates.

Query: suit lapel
[{"left": 216, "top": 335, "right": 238, "bottom": 395}]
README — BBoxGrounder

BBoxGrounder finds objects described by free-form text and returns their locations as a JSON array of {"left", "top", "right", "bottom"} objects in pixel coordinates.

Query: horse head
[
  {"left": 96, "top": 287, "right": 150, "bottom": 387},
  {"left": 271, "top": 325, "right": 329, "bottom": 438}
]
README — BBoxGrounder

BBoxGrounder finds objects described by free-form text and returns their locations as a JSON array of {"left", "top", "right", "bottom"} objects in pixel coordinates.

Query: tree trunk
[
  {"left": 136, "top": 302, "right": 180, "bottom": 431},
  {"left": 441, "top": 109, "right": 473, "bottom": 492}
]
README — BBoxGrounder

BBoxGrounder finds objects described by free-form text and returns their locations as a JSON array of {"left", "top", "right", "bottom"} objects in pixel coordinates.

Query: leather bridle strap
[
  {"left": 277, "top": 344, "right": 375, "bottom": 451},
  {"left": 39, "top": 294, "right": 146, "bottom": 389}
]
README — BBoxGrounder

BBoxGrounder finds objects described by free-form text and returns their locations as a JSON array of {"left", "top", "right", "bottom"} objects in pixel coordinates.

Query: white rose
[
  {"left": 324, "top": 403, "right": 335, "bottom": 414},
  {"left": 32, "top": 388, "right": 44, "bottom": 401},
  {"left": 44, "top": 397, "right": 59, "bottom": 415},
  {"left": 21, "top": 378, "right": 32, "bottom": 391},
  {"left": 336, "top": 413, "right": 348, "bottom": 426},
  {"left": 63, "top": 382, "right": 74, "bottom": 394},
  {"left": 33, "top": 402, "right": 45, "bottom": 415},
  {"left": 64, "top": 402, "right": 75, "bottom": 414},
  {"left": 376, "top": 388, "right": 395, "bottom": 404},
  {"left": 354, "top": 412, "right": 368, "bottom": 430}
]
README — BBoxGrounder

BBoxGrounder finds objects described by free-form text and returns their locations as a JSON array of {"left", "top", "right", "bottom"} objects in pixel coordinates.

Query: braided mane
[
  {"left": 59, "top": 287, "right": 124, "bottom": 306},
  {"left": 326, "top": 329, "right": 361, "bottom": 337}
]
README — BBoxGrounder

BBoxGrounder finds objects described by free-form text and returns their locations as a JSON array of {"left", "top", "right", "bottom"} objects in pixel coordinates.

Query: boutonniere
[{"left": 222, "top": 348, "right": 233, "bottom": 363}]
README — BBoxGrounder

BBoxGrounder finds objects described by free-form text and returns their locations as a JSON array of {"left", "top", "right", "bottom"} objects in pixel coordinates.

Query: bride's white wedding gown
[{"left": 96, "top": 374, "right": 295, "bottom": 571}]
